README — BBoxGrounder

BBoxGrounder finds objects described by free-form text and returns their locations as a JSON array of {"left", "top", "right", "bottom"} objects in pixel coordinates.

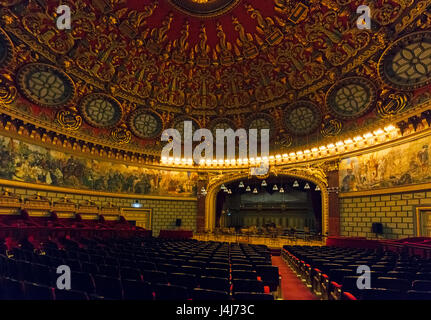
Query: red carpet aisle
[{"left": 272, "top": 256, "right": 318, "bottom": 300}]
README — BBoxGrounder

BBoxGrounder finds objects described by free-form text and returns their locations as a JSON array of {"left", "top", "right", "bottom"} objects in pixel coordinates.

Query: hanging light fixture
[
  {"left": 315, "top": 185, "right": 321, "bottom": 191},
  {"left": 246, "top": 186, "right": 251, "bottom": 192},
  {"left": 304, "top": 183, "right": 310, "bottom": 190},
  {"left": 239, "top": 181, "right": 245, "bottom": 188},
  {"left": 273, "top": 184, "right": 278, "bottom": 191},
  {"left": 228, "top": 189, "right": 232, "bottom": 194},
  {"left": 223, "top": 187, "right": 228, "bottom": 193},
  {"left": 279, "top": 187, "right": 285, "bottom": 193},
  {"left": 261, "top": 180, "right": 267, "bottom": 187},
  {"left": 293, "top": 180, "right": 299, "bottom": 187},
  {"left": 221, "top": 184, "right": 226, "bottom": 190},
  {"left": 253, "top": 188, "right": 258, "bottom": 194}
]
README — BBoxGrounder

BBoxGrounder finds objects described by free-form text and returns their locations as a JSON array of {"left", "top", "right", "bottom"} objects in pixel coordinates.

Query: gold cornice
[
  {"left": 340, "top": 183, "right": 431, "bottom": 198},
  {"left": 0, "top": 179, "right": 197, "bottom": 201}
]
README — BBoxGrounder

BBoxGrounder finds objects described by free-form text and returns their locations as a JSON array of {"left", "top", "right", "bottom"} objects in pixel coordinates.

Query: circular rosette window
[
  {"left": 170, "top": 116, "right": 200, "bottom": 138},
  {"left": 128, "top": 109, "right": 163, "bottom": 139},
  {"left": 79, "top": 94, "right": 123, "bottom": 128},
  {"left": 379, "top": 31, "right": 431, "bottom": 90},
  {"left": 0, "top": 28, "right": 13, "bottom": 68},
  {"left": 246, "top": 113, "right": 276, "bottom": 140},
  {"left": 209, "top": 118, "right": 237, "bottom": 136},
  {"left": 284, "top": 101, "right": 322, "bottom": 136},
  {"left": 326, "top": 77, "right": 377, "bottom": 120},
  {"left": 17, "top": 63, "right": 75, "bottom": 107}
]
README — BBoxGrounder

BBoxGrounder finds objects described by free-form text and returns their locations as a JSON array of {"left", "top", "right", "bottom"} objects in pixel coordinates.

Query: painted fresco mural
[
  {"left": 0, "top": 135, "right": 197, "bottom": 196},
  {"left": 340, "top": 135, "right": 431, "bottom": 192}
]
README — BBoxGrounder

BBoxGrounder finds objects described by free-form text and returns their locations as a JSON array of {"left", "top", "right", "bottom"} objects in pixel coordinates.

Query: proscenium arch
[{"left": 205, "top": 171, "right": 329, "bottom": 236}]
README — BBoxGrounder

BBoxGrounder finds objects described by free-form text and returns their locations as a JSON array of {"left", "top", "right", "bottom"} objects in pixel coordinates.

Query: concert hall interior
[{"left": 0, "top": 0, "right": 430, "bottom": 303}]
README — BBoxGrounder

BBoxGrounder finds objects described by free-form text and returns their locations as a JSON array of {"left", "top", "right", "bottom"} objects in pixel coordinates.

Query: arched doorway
[{"left": 204, "top": 168, "right": 329, "bottom": 235}]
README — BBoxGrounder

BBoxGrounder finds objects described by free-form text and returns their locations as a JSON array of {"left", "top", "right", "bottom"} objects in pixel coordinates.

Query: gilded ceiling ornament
[
  {"left": 118, "top": 54, "right": 157, "bottom": 100},
  {"left": 320, "top": 115, "right": 342, "bottom": 137},
  {"left": 56, "top": 107, "right": 83, "bottom": 131},
  {"left": 215, "top": 22, "right": 235, "bottom": 66},
  {"left": 156, "top": 65, "right": 187, "bottom": 107},
  {"left": 193, "top": 24, "right": 211, "bottom": 68},
  {"left": 376, "top": 92, "right": 410, "bottom": 118},
  {"left": 209, "top": 117, "right": 237, "bottom": 136},
  {"left": 326, "top": 77, "right": 377, "bottom": 120},
  {"left": 190, "top": 69, "right": 217, "bottom": 110},
  {"left": 74, "top": 33, "right": 127, "bottom": 82},
  {"left": 232, "top": 16, "right": 259, "bottom": 59},
  {"left": 171, "top": 20, "right": 190, "bottom": 64},
  {"left": 146, "top": 13, "right": 173, "bottom": 55},
  {"left": 168, "top": 0, "right": 241, "bottom": 17},
  {"left": 245, "top": 4, "right": 283, "bottom": 47},
  {"left": 0, "top": 72, "right": 17, "bottom": 104},
  {"left": 16, "top": 63, "right": 76, "bottom": 108},
  {"left": 116, "top": 1, "right": 157, "bottom": 36},
  {"left": 219, "top": 68, "right": 251, "bottom": 109},
  {"left": 378, "top": 31, "right": 431, "bottom": 90},
  {"left": 110, "top": 124, "right": 132, "bottom": 145},
  {"left": 0, "top": 27, "right": 13, "bottom": 68},
  {"left": 249, "top": 59, "right": 285, "bottom": 103},
  {"left": 246, "top": 113, "right": 276, "bottom": 139},
  {"left": 276, "top": 42, "right": 325, "bottom": 89}
]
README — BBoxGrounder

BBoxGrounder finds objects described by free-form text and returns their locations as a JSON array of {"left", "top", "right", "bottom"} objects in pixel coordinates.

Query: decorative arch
[{"left": 204, "top": 165, "right": 330, "bottom": 236}]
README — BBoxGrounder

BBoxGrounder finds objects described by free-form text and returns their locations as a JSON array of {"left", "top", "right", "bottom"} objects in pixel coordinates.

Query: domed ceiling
[{"left": 0, "top": 0, "right": 430, "bottom": 158}]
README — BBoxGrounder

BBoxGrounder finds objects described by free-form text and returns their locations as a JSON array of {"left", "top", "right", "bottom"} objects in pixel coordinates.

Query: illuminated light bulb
[
  {"left": 293, "top": 180, "right": 299, "bottom": 187},
  {"left": 239, "top": 181, "right": 245, "bottom": 188},
  {"left": 221, "top": 184, "right": 226, "bottom": 190},
  {"left": 275, "top": 154, "right": 282, "bottom": 159},
  {"left": 336, "top": 141, "right": 344, "bottom": 147},
  {"left": 289, "top": 152, "right": 296, "bottom": 157},
  {"left": 273, "top": 184, "right": 278, "bottom": 191},
  {"left": 354, "top": 136, "right": 363, "bottom": 142},
  {"left": 344, "top": 139, "right": 353, "bottom": 145},
  {"left": 227, "top": 189, "right": 232, "bottom": 194},
  {"left": 373, "top": 129, "right": 384, "bottom": 135},
  {"left": 304, "top": 183, "right": 310, "bottom": 190},
  {"left": 311, "top": 148, "right": 318, "bottom": 153},
  {"left": 161, "top": 156, "right": 167, "bottom": 163},
  {"left": 304, "top": 149, "right": 311, "bottom": 154},
  {"left": 279, "top": 187, "right": 285, "bottom": 193},
  {"left": 282, "top": 154, "right": 288, "bottom": 158},
  {"left": 187, "top": 159, "right": 193, "bottom": 165},
  {"left": 218, "top": 159, "right": 224, "bottom": 165},
  {"left": 363, "top": 132, "right": 373, "bottom": 139},
  {"left": 319, "top": 146, "right": 326, "bottom": 150},
  {"left": 168, "top": 157, "right": 174, "bottom": 163},
  {"left": 327, "top": 144, "right": 335, "bottom": 149},
  {"left": 297, "top": 151, "right": 303, "bottom": 155},
  {"left": 246, "top": 186, "right": 251, "bottom": 192},
  {"left": 384, "top": 125, "right": 396, "bottom": 132},
  {"left": 206, "top": 159, "right": 212, "bottom": 165},
  {"left": 252, "top": 188, "right": 258, "bottom": 194},
  {"left": 212, "top": 159, "right": 218, "bottom": 165},
  {"left": 261, "top": 180, "right": 267, "bottom": 187},
  {"left": 199, "top": 159, "right": 205, "bottom": 166},
  {"left": 315, "top": 185, "right": 321, "bottom": 191}
]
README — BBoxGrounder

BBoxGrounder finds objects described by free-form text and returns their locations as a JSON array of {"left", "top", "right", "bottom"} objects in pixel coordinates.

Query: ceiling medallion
[
  {"left": 326, "top": 77, "right": 377, "bottom": 120},
  {"left": 284, "top": 101, "right": 322, "bottom": 136},
  {"left": 246, "top": 113, "right": 276, "bottom": 139},
  {"left": 0, "top": 27, "right": 13, "bottom": 68},
  {"left": 378, "top": 31, "right": 431, "bottom": 90},
  {"left": 79, "top": 93, "right": 123, "bottom": 128},
  {"left": 16, "top": 63, "right": 75, "bottom": 108},
  {"left": 128, "top": 108, "right": 164, "bottom": 139},
  {"left": 168, "top": 0, "right": 241, "bottom": 17}
]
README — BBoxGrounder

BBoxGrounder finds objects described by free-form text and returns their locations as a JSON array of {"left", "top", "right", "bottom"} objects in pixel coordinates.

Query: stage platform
[{"left": 193, "top": 233, "right": 324, "bottom": 247}]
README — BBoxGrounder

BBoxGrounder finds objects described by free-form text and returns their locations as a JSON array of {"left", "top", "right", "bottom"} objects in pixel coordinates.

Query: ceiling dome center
[{"left": 168, "top": 0, "right": 241, "bottom": 17}]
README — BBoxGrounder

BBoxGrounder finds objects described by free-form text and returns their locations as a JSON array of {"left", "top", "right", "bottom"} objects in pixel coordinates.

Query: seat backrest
[
  {"left": 412, "top": 280, "right": 431, "bottom": 291},
  {"left": 232, "top": 279, "right": 264, "bottom": 293},
  {"left": 191, "top": 288, "right": 230, "bottom": 301}
]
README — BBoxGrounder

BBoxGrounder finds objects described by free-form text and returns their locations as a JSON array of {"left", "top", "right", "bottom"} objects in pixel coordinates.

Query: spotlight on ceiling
[
  {"left": 273, "top": 184, "right": 278, "bottom": 191},
  {"left": 239, "top": 181, "right": 245, "bottom": 188},
  {"left": 221, "top": 184, "right": 226, "bottom": 190},
  {"left": 315, "top": 185, "right": 321, "bottom": 191},
  {"left": 304, "top": 183, "right": 310, "bottom": 190},
  {"left": 261, "top": 180, "right": 267, "bottom": 187},
  {"left": 246, "top": 186, "right": 251, "bottom": 192},
  {"left": 279, "top": 187, "right": 285, "bottom": 193},
  {"left": 252, "top": 188, "right": 258, "bottom": 194},
  {"left": 200, "top": 187, "right": 207, "bottom": 195},
  {"left": 293, "top": 180, "right": 299, "bottom": 187}
]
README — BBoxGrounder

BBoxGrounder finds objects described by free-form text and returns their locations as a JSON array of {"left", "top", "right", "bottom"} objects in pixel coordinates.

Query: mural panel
[
  {"left": 340, "top": 135, "right": 431, "bottom": 192},
  {"left": 0, "top": 135, "right": 197, "bottom": 196}
]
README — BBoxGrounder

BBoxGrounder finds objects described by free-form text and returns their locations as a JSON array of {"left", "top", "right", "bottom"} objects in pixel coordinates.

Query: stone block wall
[
  {"left": 340, "top": 190, "right": 431, "bottom": 239},
  {"left": 1, "top": 185, "right": 197, "bottom": 237}
]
